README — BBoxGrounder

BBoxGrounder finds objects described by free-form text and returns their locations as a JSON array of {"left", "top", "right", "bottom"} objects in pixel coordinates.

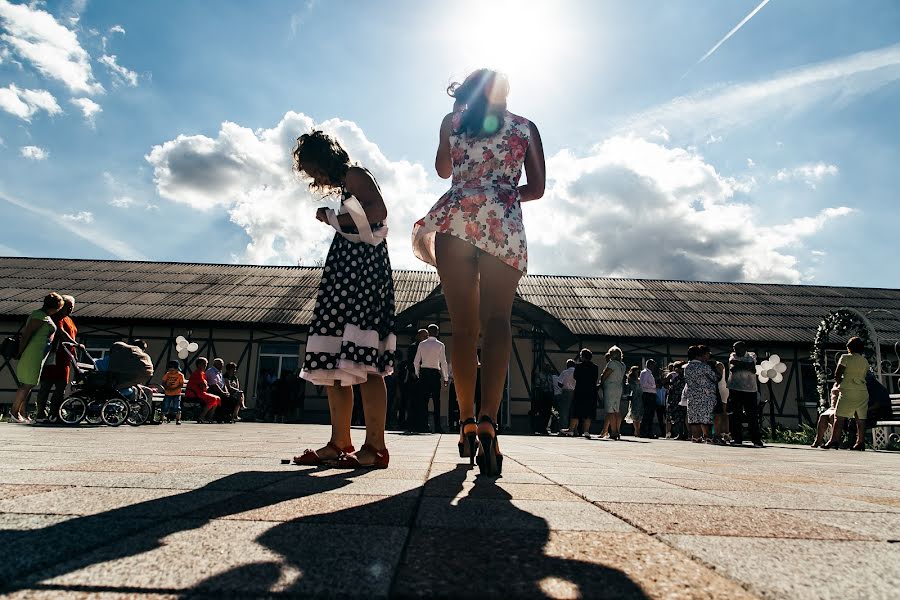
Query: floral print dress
[{"left": 413, "top": 110, "right": 531, "bottom": 272}]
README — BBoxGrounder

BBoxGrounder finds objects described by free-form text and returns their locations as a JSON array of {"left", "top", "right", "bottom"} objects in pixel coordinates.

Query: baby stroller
[{"left": 56, "top": 346, "right": 153, "bottom": 427}]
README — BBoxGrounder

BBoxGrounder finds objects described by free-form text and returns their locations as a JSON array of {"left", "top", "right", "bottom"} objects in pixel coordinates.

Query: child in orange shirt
[{"left": 161, "top": 360, "right": 185, "bottom": 424}]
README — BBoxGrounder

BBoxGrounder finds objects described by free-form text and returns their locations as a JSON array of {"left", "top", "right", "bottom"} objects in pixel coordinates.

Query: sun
[{"left": 449, "top": 0, "right": 571, "bottom": 95}]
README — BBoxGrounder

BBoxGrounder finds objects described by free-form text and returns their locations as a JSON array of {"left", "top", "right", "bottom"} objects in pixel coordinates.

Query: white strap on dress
[{"left": 325, "top": 196, "right": 388, "bottom": 246}]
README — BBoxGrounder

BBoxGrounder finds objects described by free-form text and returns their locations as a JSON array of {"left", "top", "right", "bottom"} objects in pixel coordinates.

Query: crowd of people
[{"left": 536, "top": 342, "right": 767, "bottom": 447}]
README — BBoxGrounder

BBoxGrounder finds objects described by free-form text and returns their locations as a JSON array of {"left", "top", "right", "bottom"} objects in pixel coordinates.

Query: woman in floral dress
[
  {"left": 413, "top": 69, "right": 545, "bottom": 475},
  {"left": 683, "top": 346, "right": 718, "bottom": 442}
]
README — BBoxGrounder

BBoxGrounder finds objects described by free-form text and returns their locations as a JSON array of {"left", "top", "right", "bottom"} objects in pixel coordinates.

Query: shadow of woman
[
  {"left": 194, "top": 465, "right": 649, "bottom": 599},
  {"left": 0, "top": 467, "right": 368, "bottom": 594}
]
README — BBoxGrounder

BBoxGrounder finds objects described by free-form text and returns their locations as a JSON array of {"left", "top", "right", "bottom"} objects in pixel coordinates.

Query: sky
[{"left": 1, "top": 0, "right": 899, "bottom": 288}]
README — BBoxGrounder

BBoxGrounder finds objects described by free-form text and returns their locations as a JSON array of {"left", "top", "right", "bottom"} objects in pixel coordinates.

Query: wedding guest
[
  {"left": 684, "top": 346, "right": 718, "bottom": 442},
  {"left": 666, "top": 362, "right": 687, "bottom": 440},
  {"left": 292, "top": 130, "right": 395, "bottom": 469},
  {"left": 224, "top": 361, "right": 245, "bottom": 422},
  {"left": 556, "top": 359, "right": 577, "bottom": 433},
  {"left": 186, "top": 357, "right": 220, "bottom": 423},
  {"left": 626, "top": 366, "right": 643, "bottom": 436},
  {"left": 10, "top": 293, "right": 64, "bottom": 424},
  {"left": 823, "top": 336, "right": 870, "bottom": 451},
  {"left": 599, "top": 346, "right": 626, "bottom": 439},
  {"left": 728, "top": 341, "right": 762, "bottom": 447},
  {"left": 568, "top": 349, "right": 599, "bottom": 438},
  {"left": 413, "top": 324, "right": 449, "bottom": 433},
  {"left": 35, "top": 295, "right": 78, "bottom": 422},
  {"left": 413, "top": 68, "right": 545, "bottom": 475},
  {"left": 639, "top": 359, "right": 659, "bottom": 438}
]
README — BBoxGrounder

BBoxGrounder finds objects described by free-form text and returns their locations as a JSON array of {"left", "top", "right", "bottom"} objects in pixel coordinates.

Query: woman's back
[
  {"left": 449, "top": 110, "right": 531, "bottom": 191},
  {"left": 604, "top": 360, "right": 625, "bottom": 391},
  {"left": 839, "top": 353, "right": 868, "bottom": 389},
  {"left": 683, "top": 361, "right": 715, "bottom": 396}
]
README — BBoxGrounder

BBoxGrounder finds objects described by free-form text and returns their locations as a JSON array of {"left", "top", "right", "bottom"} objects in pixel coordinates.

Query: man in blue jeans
[{"left": 639, "top": 359, "right": 659, "bottom": 438}]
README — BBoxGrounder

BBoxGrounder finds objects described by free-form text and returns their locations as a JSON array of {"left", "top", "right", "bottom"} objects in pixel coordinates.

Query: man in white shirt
[
  {"left": 639, "top": 359, "right": 659, "bottom": 438},
  {"left": 556, "top": 359, "right": 576, "bottom": 432},
  {"left": 414, "top": 324, "right": 449, "bottom": 433}
]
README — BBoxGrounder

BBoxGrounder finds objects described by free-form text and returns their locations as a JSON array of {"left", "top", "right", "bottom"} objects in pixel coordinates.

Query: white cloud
[
  {"left": 109, "top": 195, "right": 134, "bottom": 208},
  {"left": 775, "top": 162, "right": 838, "bottom": 188},
  {"left": 109, "top": 24, "right": 125, "bottom": 35},
  {"left": 705, "top": 134, "right": 722, "bottom": 144},
  {"left": 0, "top": 0, "right": 103, "bottom": 94},
  {"left": 627, "top": 43, "right": 900, "bottom": 138},
  {"left": 69, "top": 96, "right": 101, "bottom": 125},
  {"left": 290, "top": 0, "right": 317, "bottom": 35},
  {"left": 61, "top": 210, "right": 93, "bottom": 223},
  {"left": 146, "top": 111, "right": 435, "bottom": 266},
  {"left": 98, "top": 54, "right": 138, "bottom": 87},
  {"left": 0, "top": 83, "right": 60, "bottom": 120},
  {"left": 746, "top": 158, "right": 755, "bottom": 168},
  {"left": 522, "top": 135, "right": 853, "bottom": 283},
  {"left": 20, "top": 144, "right": 48, "bottom": 160}
]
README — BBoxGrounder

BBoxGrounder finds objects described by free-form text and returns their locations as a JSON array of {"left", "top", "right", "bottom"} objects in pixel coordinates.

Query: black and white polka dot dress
[{"left": 300, "top": 189, "right": 397, "bottom": 387}]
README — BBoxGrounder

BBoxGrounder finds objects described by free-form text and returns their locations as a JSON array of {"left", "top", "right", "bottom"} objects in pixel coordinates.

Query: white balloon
[
  {"left": 178, "top": 349, "right": 189, "bottom": 359},
  {"left": 176, "top": 336, "right": 187, "bottom": 345},
  {"left": 773, "top": 373, "right": 784, "bottom": 384},
  {"left": 758, "top": 375, "right": 770, "bottom": 383},
  {"left": 176, "top": 341, "right": 188, "bottom": 351},
  {"left": 775, "top": 363, "right": 787, "bottom": 374},
  {"left": 760, "top": 360, "right": 773, "bottom": 370},
  {"left": 767, "top": 369, "right": 778, "bottom": 379},
  {"left": 769, "top": 355, "right": 781, "bottom": 365},
  {"left": 187, "top": 342, "right": 199, "bottom": 352},
  {"left": 755, "top": 365, "right": 764, "bottom": 374}
]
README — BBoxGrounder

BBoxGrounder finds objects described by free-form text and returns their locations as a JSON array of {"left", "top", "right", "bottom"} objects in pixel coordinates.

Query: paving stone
[
  {"left": 424, "top": 479, "right": 582, "bottom": 501},
  {"left": 661, "top": 535, "right": 900, "bottom": 600},
  {"left": 222, "top": 492, "right": 418, "bottom": 525},
  {"left": 394, "top": 529, "right": 759, "bottom": 599},
  {"left": 565, "top": 485, "right": 734, "bottom": 505},
  {"left": 775, "top": 509, "right": 900, "bottom": 541},
  {"left": 545, "top": 474, "right": 683, "bottom": 488},
  {"left": 11, "top": 519, "right": 408, "bottom": 598},
  {"left": 416, "top": 497, "right": 636, "bottom": 532},
  {"left": 0, "top": 486, "right": 235, "bottom": 517},
  {"left": 706, "top": 490, "right": 900, "bottom": 512},
  {"left": 0, "top": 483, "right": 70, "bottom": 500},
  {"left": 655, "top": 478, "right": 793, "bottom": 492},
  {"left": 597, "top": 503, "right": 871, "bottom": 540},
  {"left": 844, "top": 495, "right": 900, "bottom": 509}
]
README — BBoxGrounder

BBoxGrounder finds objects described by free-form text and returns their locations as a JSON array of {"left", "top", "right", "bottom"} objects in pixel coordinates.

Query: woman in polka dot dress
[{"left": 292, "top": 131, "right": 396, "bottom": 469}]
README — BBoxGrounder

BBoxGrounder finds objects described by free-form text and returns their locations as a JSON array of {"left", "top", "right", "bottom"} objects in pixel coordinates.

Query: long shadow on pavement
[{"left": 2, "top": 464, "right": 648, "bottom": 598}]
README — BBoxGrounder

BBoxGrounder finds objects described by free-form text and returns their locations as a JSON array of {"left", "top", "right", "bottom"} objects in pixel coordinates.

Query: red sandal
[
  {"left": 332, "top": 443, "right": 389, "bottom": 469},
  {"left": 292, "top": 441, "right": 355, "bottom": 466}
]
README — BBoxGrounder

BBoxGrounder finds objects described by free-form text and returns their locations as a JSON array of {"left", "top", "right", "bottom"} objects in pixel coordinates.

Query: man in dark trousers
[
  {"left": 639, "top": 359, "right": 659, "bottom": 438},
  {"left": 404, "top": 329, "right": 428, "bottom": 432},
  {"left": 414, "top": 324, "right": 449, "bottom": 433}
]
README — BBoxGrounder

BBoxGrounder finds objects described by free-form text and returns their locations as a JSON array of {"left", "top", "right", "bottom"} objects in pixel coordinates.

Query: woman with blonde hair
[
  {"left": 823, "top": 336, "right": 870, "bottom": 451},
  {"left": 599, "top": 346, "right": 626, "bottom": 439},
  {"left": 413, "top": 69, "right": 545, "bottom": 475}
]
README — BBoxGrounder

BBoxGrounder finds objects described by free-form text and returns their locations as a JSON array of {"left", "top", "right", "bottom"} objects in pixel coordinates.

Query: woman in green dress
[
  {"left": 10, "top": 293, "right": 64, "bottom": 423},
  {"left": 824, "top": 336, "right": 870, "bottom": 450}
]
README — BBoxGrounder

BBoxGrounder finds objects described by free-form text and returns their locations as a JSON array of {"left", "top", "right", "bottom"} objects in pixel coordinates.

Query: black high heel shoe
[
  {"left": 475, "top": 416, "right": 503, "bottom": 477},
  {"left": 458, "top": 417, "right": 479, "bottom": 466}
]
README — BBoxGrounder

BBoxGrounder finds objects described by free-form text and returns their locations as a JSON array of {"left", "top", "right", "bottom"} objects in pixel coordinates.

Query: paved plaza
[{"left": 0, "top": 423, "right": 898, "bottom": 599}]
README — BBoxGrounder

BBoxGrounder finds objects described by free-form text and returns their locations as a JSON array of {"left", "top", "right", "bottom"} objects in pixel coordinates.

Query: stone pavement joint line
[{"left": 1, "top": 423, "right": 898, "bottom": 599}]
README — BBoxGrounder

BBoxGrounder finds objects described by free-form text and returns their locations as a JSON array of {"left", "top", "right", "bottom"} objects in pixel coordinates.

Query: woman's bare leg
[
  {"left": 853, "top": 418, "right": 866, "bottom": 449},
  {"left": 633, "top": 419, "right": 641, "bottom": 437},
  {"left": 12, "top": 385, "right": 34, "bottom": 418},
  {"left": 582, "top": 418, "right": 592, "bottom": 436},
  {"left": 827, "top": 416, "right": 845, "bottom": 446},
  {"left": 435, "top": 233, "right": 480, "bottom": 443},
  {"left": 358, "top": 374, "right": 387, "bottom": 459},
  {"left": 327, "top": 384, "right": 354, "bottom": 450},
  {"left": 476, "top": 252, "right": 522, "bottom": 449}
]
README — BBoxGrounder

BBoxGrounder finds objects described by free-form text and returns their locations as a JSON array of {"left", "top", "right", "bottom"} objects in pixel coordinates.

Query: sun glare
[{"left": 448, "top": 0, "right": 572, "bottom": 97}]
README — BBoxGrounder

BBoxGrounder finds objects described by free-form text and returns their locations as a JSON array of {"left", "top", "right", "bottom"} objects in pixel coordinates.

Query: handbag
[{"left": 1, "top": 334, "right": 20, "bottom": 360}]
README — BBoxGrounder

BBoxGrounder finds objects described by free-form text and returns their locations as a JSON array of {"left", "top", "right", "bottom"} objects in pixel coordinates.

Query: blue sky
[{"left": 1, "top": 0, "right": 899, "bottom": 287}]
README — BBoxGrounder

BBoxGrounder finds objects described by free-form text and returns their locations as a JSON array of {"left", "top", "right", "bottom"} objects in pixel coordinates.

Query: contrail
[{"left": 683, "top": 0, "right": 772, "bottom": 78}]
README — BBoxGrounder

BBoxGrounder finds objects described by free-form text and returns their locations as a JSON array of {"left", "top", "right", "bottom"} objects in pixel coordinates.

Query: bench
[{"left": 871, "top": 394, "right": 900, "bottom": 450}]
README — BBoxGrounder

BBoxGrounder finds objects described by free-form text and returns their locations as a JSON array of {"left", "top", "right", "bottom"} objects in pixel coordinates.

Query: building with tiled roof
[{"left": 2, "top": 257, "right": 899, "bottom": 431}]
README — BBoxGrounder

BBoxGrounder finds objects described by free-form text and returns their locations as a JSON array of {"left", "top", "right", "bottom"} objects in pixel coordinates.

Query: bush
[{"left": 762, "top": 423, "right": 817, "bottom": 445}]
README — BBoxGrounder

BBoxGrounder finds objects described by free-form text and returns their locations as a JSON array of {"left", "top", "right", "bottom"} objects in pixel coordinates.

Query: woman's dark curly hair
[
  {"left": 292, "top": 130, "right": 351, "bottom": 194},
  {"left": 447, "top": 68, "right": 510, "bottom": 138}
]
